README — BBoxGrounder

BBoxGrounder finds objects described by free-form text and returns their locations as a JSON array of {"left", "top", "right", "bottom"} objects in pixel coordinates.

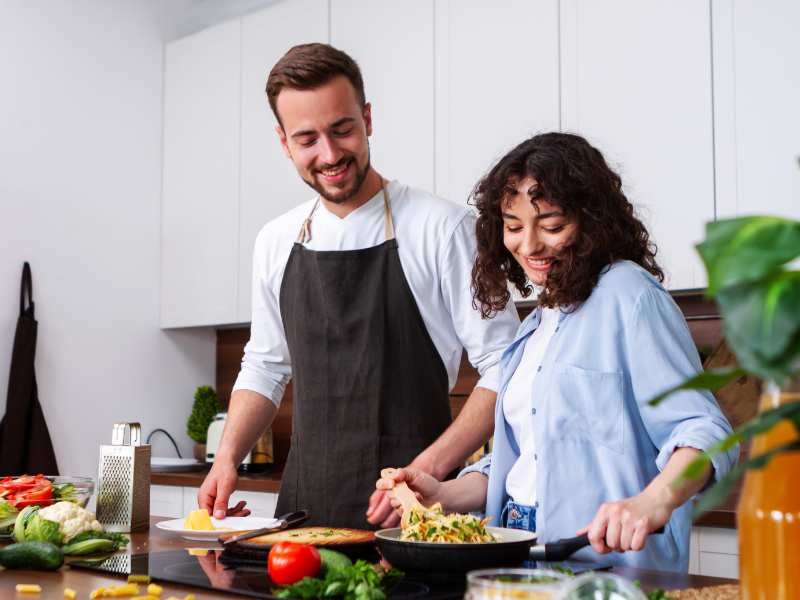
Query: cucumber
[
  {"left": 318, "top": 548, "right": 352, "bottom": 573},
  {"left": 0, "top": 541, "right": 64, "bottom": 571}
]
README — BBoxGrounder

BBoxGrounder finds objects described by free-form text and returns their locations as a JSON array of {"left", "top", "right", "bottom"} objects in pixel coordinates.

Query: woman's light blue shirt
[{"left": 462, "top": 261, "right": 737, "bottom": 572}]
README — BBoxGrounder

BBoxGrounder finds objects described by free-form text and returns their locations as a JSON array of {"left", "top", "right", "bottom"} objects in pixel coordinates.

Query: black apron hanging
[
  {"left": 277, "top": 183, "right": 451, "bottom": 528},
  {"left": 0, "top": 262, "right": 59, "bottom": 475}
]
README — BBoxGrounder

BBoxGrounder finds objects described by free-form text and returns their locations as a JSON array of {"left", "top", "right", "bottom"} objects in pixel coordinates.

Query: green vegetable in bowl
[
  {"left": 0, "top": 499, "right": 18, "bottom": 533},
  {"left": 52, "top": 483, "right": 79, "bottom": 503}
]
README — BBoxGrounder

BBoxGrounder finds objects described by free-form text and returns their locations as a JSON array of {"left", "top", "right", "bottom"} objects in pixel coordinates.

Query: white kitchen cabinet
[
  {"left": 237, "top": 0, "right": 330, "bottom": 322},
  {"left": 182, "top": 485, "right": 277, "bottom": 519},
  {"left": 688, "top": 526, "right": 739, "bottom": 578},
  {"left": 150, "top": 485, "right": 278, "bottom": 520},
  {"left": 560, "top": 0, "right": 715, "bottom": 290},
  {"left": 713, "top": 0, "right": 800, "bottom": 220},
  {"left": 331, "top": 0, "right": 435, "bottom": 193},
  {"left": 151, "top": 484, "right": 184, "bottom": 518},
  {"left": 434, "top": 0, "right": 560, "bottom": 206},
  {"left": 161, "top": 19, "right": 242, "bottom": 328}
]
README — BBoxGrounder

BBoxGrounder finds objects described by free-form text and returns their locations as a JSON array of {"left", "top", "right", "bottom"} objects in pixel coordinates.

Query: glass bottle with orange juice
[{"left": 737, "top": 378, "right": 800, "bottom": 600}]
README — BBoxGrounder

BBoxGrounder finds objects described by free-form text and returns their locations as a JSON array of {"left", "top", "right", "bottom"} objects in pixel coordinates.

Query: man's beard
[{"left": 302, "top": 152, "right": 371, "bottom": 205}]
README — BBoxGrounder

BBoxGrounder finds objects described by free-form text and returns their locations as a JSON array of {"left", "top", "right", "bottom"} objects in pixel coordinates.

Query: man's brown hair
[{"left": 266, "top": 43, "right": 365, "bottom": 125}]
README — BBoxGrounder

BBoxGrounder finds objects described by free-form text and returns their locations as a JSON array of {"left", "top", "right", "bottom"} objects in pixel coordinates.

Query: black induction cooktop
[
  {"left": 71, "top": 549, "right": 608, "bottom": 599},
  {"left": 70, "top": 549, "right": 457, "bottom": 599}
]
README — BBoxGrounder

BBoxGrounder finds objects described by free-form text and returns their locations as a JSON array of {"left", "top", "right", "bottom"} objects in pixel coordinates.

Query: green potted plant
[
  {"left": 650, "top": 215, "right": 800, "bottom": 599},
  {"left": 187, "top": 385, "right": 222, "bottom": 461}
]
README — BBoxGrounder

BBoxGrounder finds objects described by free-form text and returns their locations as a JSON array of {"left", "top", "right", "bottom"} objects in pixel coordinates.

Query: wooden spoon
[{"left": 381, "top": 467, "right": 431, "bottom": 529}]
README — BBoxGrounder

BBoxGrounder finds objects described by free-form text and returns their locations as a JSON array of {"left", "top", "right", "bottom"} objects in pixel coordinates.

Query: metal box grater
[{"left": 96, "top": 422, "right": 150, "bottom": 532}]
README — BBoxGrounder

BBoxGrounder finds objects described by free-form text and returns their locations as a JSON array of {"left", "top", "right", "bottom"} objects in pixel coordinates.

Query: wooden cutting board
[{"left": 218, "top": 526, "right": 375, "bottom": 549}]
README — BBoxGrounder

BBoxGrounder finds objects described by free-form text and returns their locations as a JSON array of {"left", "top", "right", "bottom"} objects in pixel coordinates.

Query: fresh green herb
[
  {"left": 274, "top": 559, "right": 402, "bottom": 600},
  {"left": 553, "top": 565, "right": 575, "bottom": 577},
  {"left": 634, "top": 580, "right": 673, "bottom": 600}
]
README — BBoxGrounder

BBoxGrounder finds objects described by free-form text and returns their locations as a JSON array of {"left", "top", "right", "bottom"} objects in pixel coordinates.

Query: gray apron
[{"left": 276, "top": 182, "right": 451, "bottom": 528}]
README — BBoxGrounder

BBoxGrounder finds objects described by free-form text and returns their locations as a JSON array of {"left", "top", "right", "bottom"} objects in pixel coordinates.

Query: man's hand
[
  {"left": 367, "top": 467, "right": 443, "bottom": 526},
  {"left": 198, "top": 460, "right": 251, "bottom": 519}
]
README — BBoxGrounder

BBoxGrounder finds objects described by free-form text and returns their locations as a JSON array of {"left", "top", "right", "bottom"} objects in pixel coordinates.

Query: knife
[
  {"left": 528, "top": 526, "right": 665, "bottom": 562},
  {"left": 220, "top": 509, "right": 310, "bottom": 545}
]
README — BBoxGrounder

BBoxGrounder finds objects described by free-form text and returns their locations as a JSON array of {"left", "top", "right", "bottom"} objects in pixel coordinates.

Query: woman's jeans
[{"left": 501, "top": 499, "right": 537, "bottom": 532}]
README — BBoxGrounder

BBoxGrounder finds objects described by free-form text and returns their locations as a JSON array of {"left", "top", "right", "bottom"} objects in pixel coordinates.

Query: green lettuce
[{"left": 13, "top": 506, "right": 62, "bottom": 545}]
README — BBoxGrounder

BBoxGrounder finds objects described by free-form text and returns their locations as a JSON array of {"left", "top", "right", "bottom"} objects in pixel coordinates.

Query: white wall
[{"left": 0, "top": 1, "right": 215, "bottom": 476}]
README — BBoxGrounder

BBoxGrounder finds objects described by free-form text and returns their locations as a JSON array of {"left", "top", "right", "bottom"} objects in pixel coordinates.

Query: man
[{"left": 198, "top": 43, "right": 519, "bottom": 529}]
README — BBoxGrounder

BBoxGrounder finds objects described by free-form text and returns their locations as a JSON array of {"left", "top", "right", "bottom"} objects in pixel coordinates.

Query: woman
[{"left": 376, "top": 133, "right": 736, "bottom": 572}]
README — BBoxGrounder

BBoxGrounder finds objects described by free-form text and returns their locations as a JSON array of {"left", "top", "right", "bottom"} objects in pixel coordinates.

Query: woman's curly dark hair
[{"left": 471, "top": 132, "right": 664, "bottom": 318}]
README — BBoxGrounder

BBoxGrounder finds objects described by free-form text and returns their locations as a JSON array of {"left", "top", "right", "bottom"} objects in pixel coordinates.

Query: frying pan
[{"left": 375, "top": 526, "right": 664, "bottom": 573}]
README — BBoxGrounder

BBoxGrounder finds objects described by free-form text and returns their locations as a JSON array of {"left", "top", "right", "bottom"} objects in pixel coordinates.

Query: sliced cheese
[{"left": 183, "top": 509, "right": 214, "bottom": 531}]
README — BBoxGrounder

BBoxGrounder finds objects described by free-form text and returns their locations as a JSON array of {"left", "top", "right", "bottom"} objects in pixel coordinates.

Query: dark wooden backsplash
[{"left": 215, "top": 291, "right": 754, "bottom": 468}]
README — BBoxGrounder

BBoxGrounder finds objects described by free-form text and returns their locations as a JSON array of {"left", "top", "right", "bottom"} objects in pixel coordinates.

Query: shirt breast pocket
[{"left": 551, "top": 363, "right": 624, "bottom": 454}]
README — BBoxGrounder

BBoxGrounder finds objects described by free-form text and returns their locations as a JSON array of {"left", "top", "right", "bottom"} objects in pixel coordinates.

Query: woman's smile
[{"left": 502, "top": 176, "right": 577, "bottom": 286}]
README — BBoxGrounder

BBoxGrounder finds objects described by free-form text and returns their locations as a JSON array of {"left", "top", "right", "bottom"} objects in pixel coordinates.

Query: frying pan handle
[{"left": 528, "top": 526, "right": 665, "bottom": 562}]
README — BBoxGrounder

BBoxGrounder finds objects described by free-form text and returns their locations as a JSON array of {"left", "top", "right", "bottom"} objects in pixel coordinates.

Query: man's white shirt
[{"left": 233, "top": 179, "right": 520, "bottom": 406}]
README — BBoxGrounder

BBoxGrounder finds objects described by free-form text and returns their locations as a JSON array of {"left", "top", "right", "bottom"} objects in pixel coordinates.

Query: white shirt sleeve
[
  {"left": 232, "top": 231, "right": 292, "bottom": 408},
  {"left": 439, "top": 214, "right": 520, "bottom": 393}
]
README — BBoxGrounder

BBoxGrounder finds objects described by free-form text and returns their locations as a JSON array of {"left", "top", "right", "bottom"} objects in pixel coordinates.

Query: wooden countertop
[
  {"left": 152, "top": 466, "right": 738, "bottom": 528},
  {"left": 0, "top": 516, "right": 734, "bottom": 598},
  {"left": 152, "top": 465, "right": 284, "bottom": 494}
]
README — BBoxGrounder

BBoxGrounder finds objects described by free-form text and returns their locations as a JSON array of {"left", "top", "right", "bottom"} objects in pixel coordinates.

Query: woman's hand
[
  {"left": 579, "top": 491, "right": 673, "bottom": 554},
  {"left": 580, "top": 447, "right": 711, "bottom": 554},
  {"left": 373, "top": 467, "right": 444, "bottom": 520}
]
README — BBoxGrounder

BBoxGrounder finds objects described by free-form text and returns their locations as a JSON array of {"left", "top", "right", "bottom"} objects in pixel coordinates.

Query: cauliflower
[{"left": 38, "top": 501, "right": 103, "bottom": 542}]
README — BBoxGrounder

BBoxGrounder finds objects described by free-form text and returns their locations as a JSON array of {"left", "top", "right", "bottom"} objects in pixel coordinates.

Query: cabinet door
[
  {"left": 713, "top": 1, "right": 800, "bottom": 220},
  {"left": 331, "top": 0, "right": 435, "bottom": 193},
  {"left": 434, "top": 0, "right": 560, "bottom": 206},
  {"left": 237, "top": 0, "right": 329, "bottom": 322},
  {"left": 560, "top": 0, "right": 715, "bottom": 289},
  {"left": 162, "top": 19, "right": 241, "bottom": 327},
  {"left": 151, "top": 485, "right": 183, "bottom": 518}
]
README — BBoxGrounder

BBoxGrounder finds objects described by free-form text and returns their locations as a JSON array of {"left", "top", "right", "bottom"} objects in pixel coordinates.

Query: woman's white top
[{"left": 503, "top": 305, "right": 560, "bottom": 505}]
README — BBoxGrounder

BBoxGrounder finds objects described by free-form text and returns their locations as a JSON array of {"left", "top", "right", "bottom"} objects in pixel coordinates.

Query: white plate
[{"left": 155, "top": 516, "right": 278, "bottom": 541}]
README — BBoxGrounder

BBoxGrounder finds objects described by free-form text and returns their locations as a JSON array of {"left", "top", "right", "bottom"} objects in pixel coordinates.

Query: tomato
[
  {"left": 267, "top": 541, "right": 321, "bottom": 585},
  {"left": 0, "top": 474, "right": 48, "bottom": 493},
  {"left": 1, "top": 476, "right": 54, "bottom": 508},
  {"left": 13, "top": 498, "right": 55, "bottom": 508}
]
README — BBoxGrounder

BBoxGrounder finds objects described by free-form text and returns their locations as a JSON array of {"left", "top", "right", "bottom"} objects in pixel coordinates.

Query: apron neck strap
[
  {"left": 296, "top": 179, "right": 395, "bottom": 244},
  {"left": 381, "top": 180, "right": 395, "bottom": 241},
  {"left": 20, "top": 262, "right": 34, "bottom": 317}
]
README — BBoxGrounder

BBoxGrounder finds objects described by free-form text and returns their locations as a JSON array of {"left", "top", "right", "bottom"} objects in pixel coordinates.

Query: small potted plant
[
  {"left": 187, "top": 385, "right": 222, "bottom": 461},
  {"left": 651, "top": 215, "right": 800, "bottom": 599}
]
